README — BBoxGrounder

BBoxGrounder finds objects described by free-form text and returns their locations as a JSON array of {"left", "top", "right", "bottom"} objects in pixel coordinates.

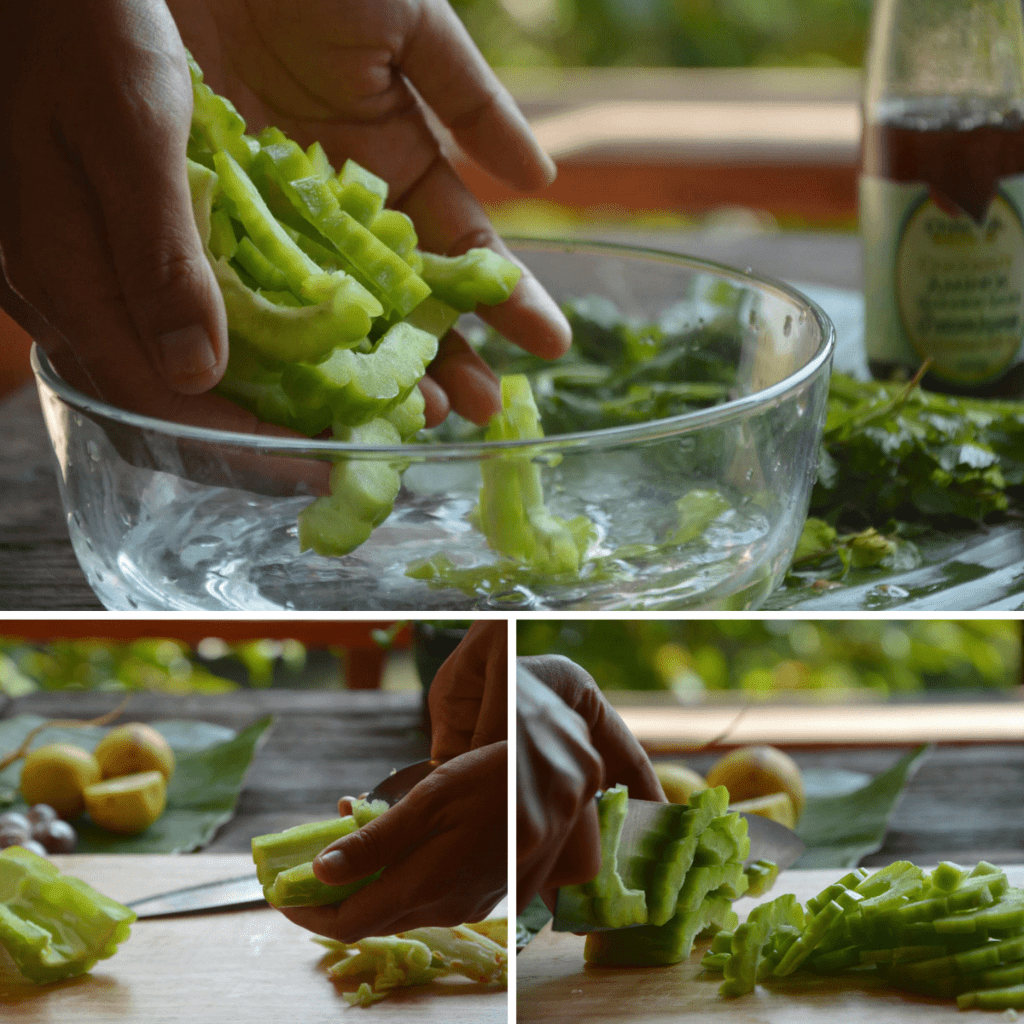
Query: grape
[
  {"left": 26, "top": 803, "right": 59, "bottom": 825},
  {"left": 0, "top": 825, "right": 31, "bottom": 849},
  {"left": 0, "top": 811, "right": 31, "bottom": 832},
  {"left": 32, "top": 819, "right": 77, "bottom": 854},
  {"left": 17, "top": 839, "right": 49, "bottom": 856}
]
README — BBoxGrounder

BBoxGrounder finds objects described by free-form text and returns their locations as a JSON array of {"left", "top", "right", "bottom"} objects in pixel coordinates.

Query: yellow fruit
[
  {"left": 93, "top": 723, "right": 175, "bottom": 782},
  {"left": 654, "top": 763, "right": 708, "bottom": 805},
  {"left": 84, "top": 771, "right": 167, "bottom": 835},
  {"left": 19, "top": 743, "right": 101, "bottom": 819},
  {"left": 705, "top": 745, "right": 805, "bottom": 821},
  {"left": 728, "top": 792, "right": 797, "bottom": 831}
]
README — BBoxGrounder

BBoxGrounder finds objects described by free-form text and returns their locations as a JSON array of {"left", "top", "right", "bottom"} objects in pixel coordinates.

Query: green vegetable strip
[
  {"left": 333, "top": 159, "right": 388, "bottom": 224},
  {"left": 254, "top": 139, "right": 429, "bottom": 315},
  {"left": 213, "top": 150, "right": 324, "bottom": 295},
  {"left": 720, "top": 894, "right": 805, "bottom": 997},
  {"left": 186, "top": 52, "right": 257, "bottom": 170},
  {"left": 211, "top": 258, "right": 373, "bottom": 365},
  {"left": 0, "top": 847, "right": 135, "bottom": 985},
  {"left": 418, "top": 248, "right": 522, "bottom": 311},
  {"left": 253, "top": 802, "right": 388, "bottom": 908},
  {"left": 586, "top": 890, "right": 738, "bottom": 967},
  {"left": 477, "top": 375, "right": 595, "bottom": 573},
  {"left": 297, "top": 419, "right": 406, "bottom": 557},
  {"left": 281, "top": 322, "right": 437, "bottom": 429},
  {"left": 641, "top": 786, "right": 730, "bottom": 926},
  {"left": 564, "top": 784, "right": 648, "bottom": 930},
  {"left": 371, "top": 209, "right": 419, "bottom": 260}
]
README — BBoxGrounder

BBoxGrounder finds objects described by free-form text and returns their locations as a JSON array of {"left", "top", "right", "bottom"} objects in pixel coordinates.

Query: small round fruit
[
  {"left": 32, "top": 818, "right": 78, "bottom": 854},
  {"left": 0, "top": 825, "right": 31, "bottom": 848},
  {"left": 16, "top": 839, "right": 50, "bottom": 857},
  {"left": 26, "top": 804, "right": 59, "bottom": 825},
  {"left": 93, "top": 724, "right": 175, "bottom": 782},
  {"left": 706, "top": 745, "right": 805, "bottom": 820},
  {"left": 0, "top": 811, "right": 31, "bottom": 833},
  {"left": 728, "top": 792, "right": 797, "bottom": 831},
  {"left": 84, "top": 771, "right": 167, "bottom": 835},
  {"left": 19, "top": 744, "right": 102, "bottom": 819},
  {"left": 654, "top": 763, "right": 708, "bottom": 805}
]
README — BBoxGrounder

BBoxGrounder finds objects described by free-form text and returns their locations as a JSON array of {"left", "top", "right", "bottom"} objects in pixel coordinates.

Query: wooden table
[
  {"left": 0, "top": 689, "right": 507, "bottom": 1019},
  {"left": 519, "top": 866, "right": 1024, "bottom": 1024},
  {"left": 0, "top": 229, "right": 860, "bottom": 612}
]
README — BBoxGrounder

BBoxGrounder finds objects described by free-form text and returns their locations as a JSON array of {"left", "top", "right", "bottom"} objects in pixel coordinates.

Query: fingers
[
  {"left": 428, "top": 620, "right": 508, "bottom": 760},
  {"left": 73, "top": 17, "right": 228, "bottom": 394},
  {"left": 518, "top": 655, "right": 664, "bottom": 802},
  {"left": 397, "top": 157, "right": 571, "bottom": 360},
  {"left": 424, "top": 328, "right": 501, "bottom": 425},
  {"left": 403, "top": 0, "right": 555, "bottom": 192}
]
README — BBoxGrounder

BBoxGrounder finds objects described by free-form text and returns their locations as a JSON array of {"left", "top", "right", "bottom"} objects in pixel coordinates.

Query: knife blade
[
  {"left": 551, "top": 797, "right": 805, "bottom": 933},
  {"left": 128, "top": 758, "right": 442, "bottom": 919},
  {"left": 127, "top": 874, "right": 267, "bottom": 919}
]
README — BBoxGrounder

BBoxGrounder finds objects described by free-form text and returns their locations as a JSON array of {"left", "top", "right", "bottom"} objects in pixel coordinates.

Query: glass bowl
[{"left": 31, "top": 239, "right": 834, "bottom": 611}]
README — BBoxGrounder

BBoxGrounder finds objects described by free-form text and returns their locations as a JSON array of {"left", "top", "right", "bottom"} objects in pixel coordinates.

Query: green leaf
[
  {"left": 0, "top": 714, "right": 272, "bottom": 853},
  {"left": 794, "top": 744, "right": 932, "bottom": 869}
]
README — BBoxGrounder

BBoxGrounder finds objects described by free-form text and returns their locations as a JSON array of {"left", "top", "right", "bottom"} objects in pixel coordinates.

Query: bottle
[{"left": 861, "top": 0, "right": 1024, "bottom": 396}]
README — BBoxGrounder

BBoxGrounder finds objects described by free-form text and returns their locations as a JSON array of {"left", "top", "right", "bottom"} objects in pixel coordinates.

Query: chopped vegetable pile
[
  {"left": 317, "top": 921, "right": 508, "bottom": 1007},
  {"left": 185, "top": 53, "right": 521, "bottom": 558},
  {"left": 556, "top": 784, "right": 778, "bottom": 967},
  {"left": 0, "top": 845, "right": 135, "bottom": 984},
  {"left": 252, "top": 798, "right": 388, "bottom": 908},
  {"left": 702, "top": 860, "right": 1024, "bottom": 1011}
]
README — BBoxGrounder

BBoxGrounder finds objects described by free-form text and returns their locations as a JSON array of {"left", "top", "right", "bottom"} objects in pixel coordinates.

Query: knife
[
  {"left": 127, "top": 758, "right": 442, "bottom": 919},
  {"left": 551, "top": 797, "right": 805, "bottom": 933}
]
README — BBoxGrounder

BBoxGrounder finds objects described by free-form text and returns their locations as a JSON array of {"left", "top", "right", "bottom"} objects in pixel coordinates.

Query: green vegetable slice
[
  {"left": 477, "top": 375, "right": 596, "bottom": 572},
  {"left": 418, "top": 248, "right": 521, "bottom": 311},
  {"left": 252, "top": 800, "right": 387, "bottom": 908},
  {"left": 0, "top": 846, "right": 135, "bottom": 984}
]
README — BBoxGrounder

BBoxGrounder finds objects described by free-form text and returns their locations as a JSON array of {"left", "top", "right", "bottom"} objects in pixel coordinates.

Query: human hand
[
  {"left": 0, "top": 0, "right": 262, "bottom": 430},
  {"left": 428, "top": 620, "right": 508, "bottom": 760},
  {"left": 518, "top": 654, "right": 665, "bottom": 801},
  {"left": 516, "top": 664, "right": 602, "bottom": 914},
  {"left": 279, "top": 742, "right": 507, "bottom": 942},
  {"left": 169, "top": 0, "right": 571, "bottom": 426}
]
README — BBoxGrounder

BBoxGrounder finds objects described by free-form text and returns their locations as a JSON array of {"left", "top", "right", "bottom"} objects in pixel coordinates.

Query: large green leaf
[
  {"left": 0, "top": 714, "right": 272, "bottom": 853},
  {"left": 794, "top": 744, "right": 932, "bottom": 868}
]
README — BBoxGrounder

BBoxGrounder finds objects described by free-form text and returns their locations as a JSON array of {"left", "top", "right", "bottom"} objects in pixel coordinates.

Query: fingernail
[
  {"left": 158, "top": 324, "right": 217, "bottom": 385},
  {"left": 315, "top": 849, "right": 346, "bottom": 879}
]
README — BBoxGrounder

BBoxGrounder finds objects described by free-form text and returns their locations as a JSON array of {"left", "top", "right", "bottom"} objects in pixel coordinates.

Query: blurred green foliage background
[
  {"left": 0, "top": 638, "right": 309, "bottom": 696},
  {"left": 517, "top": 620, "right": 1022, "bottom": 697},
  {"left": 451, "top": 0, "right": 872, "bottom": 69}
]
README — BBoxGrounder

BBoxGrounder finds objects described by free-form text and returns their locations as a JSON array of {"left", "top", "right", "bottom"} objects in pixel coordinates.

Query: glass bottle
[{"left": 861, "top": 0, "right": 1024, "bottom": 395}]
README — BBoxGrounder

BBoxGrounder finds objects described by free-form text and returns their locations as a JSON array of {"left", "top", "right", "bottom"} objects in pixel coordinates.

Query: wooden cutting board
[
  {"left": 519, "top": 865, "right": 1024, "bottom": 1023},
  {"left": 0, "top": 855, "right": 507, "bottom": 1022}
]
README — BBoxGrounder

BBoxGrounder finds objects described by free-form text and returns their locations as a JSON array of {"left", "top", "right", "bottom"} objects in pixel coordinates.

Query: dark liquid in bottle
[{"left": 863, "top": 101, "right": 1024, "bottom": 396}]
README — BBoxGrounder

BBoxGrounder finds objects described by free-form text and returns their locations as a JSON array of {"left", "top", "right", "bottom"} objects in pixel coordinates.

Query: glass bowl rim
[{"left": 31, "top": 236, "right": 835, "bottom": 460}]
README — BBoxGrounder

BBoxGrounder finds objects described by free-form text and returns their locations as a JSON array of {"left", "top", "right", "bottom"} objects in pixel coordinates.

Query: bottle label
[{"left": 862, "top": 174, "right": 1024, "bottom": 384}]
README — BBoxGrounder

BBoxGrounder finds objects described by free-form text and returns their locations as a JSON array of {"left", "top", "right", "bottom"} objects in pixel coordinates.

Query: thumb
[
  {"left": 312, "top": 806, "right": 413, "bottom": 886},
  {"left": 76, "top": 40, "right": 228, "bottom": 394}
]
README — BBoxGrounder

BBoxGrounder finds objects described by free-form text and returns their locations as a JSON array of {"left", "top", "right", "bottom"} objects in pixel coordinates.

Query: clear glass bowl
[{"left": 32, "top": 239, "right": 834, "bottom": 611}]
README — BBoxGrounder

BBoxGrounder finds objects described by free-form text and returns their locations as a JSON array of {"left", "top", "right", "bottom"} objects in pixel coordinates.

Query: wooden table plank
[
  {"left": 0, "top": 854, "right": 506, "bottom": 1022},
  {"left": 519, "top": 866, "right": 1024, "bottom": 1024},
  {"left": 622, "top": 700, "right": 1024, "bottom": 747}
]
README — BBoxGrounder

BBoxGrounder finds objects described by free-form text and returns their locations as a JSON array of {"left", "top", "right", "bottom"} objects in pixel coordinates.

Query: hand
[
  {"left": 428, "top": 620, "right": 508, "bottom": 760},
  {"left": 518, "top": 654, "right": 665, "bottom": 801},
  {"left": 516, "top": 664, "right": 602, "bottom": 914},
  {"left": 169, "top": 0, "right": 570, "bottom": 426},
  {"left": 279, "top": 742, "right": 507, "bottom": 942},
  {"left": 516, "top": 656, "right": 665, "bottom": 914},
  {"left": 0, "top": 0, "right": 250, "bottom": 428}
]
